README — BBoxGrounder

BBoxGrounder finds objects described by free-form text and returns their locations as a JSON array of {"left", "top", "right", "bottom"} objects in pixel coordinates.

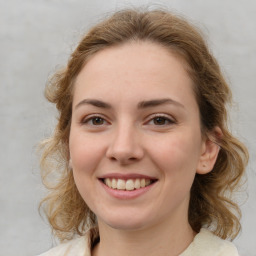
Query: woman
[{"left": 39, "top": 8, "right": 248, "bottom": 256}]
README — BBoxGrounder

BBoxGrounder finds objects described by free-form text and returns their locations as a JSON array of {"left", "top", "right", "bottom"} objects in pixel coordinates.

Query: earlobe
[{"left": 197, "top": 127, "right": 222, "bottom": 174}]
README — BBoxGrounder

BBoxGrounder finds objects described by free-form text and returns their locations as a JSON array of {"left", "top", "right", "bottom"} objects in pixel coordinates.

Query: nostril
[
  {"left": 108, "top": 156, "right": 139, "bottom": 165},
  {"left": 106, "top": 140, "right": 144, "bottom": 163}
]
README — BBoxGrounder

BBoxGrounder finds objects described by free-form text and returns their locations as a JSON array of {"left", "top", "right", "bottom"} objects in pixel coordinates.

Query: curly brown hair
[{"left": 39, "top": 8, "right": 248, "bottom": 242}]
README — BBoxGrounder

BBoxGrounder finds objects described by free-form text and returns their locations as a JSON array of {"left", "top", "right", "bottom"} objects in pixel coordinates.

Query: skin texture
[{"left": 69, "top": 41, "right": 220, "bottom": 256}]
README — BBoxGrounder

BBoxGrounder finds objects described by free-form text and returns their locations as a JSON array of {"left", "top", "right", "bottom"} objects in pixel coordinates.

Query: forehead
[{"left": 73, "top": 41, "right": 196, "bottom": 108}]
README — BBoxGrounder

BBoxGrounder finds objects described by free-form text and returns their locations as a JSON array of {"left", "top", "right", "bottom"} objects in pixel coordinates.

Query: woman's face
[{"left": 69, "top": 41, "right": 210, "bottom": 231}]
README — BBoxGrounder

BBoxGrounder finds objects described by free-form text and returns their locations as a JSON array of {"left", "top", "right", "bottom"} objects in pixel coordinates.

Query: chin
[{"left": 98, "top": 213, "right": 150, "bottom": 231}]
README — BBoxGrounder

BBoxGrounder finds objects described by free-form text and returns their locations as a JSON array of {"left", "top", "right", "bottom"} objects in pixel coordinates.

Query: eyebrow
[
  {"left": 75, "top": 99, "right": 111, "bottom": 109},
  {"left": 137, "top": 98, "right": 184, "bottom": 109},
  {"left": 74, "top": 98, "right": 184, "bottom": 110}
]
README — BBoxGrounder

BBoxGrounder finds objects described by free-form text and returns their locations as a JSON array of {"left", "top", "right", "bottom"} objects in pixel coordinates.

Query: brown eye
[
  {"left": 82, "top": 116, "right": 107, "bottom": 126},
  {"left": 153, "top": 117, "right": 170, "bottom": 125},
  {"left": 91, "top": 117, "right": 105, "bottom": 125}
]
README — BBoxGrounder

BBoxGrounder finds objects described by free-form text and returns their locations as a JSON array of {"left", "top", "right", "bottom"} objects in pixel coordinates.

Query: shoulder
[
  {"left": 181, "top": 228, "right": 239, "bottom": 256},
  {"left": 37, "top": 234, "right": 90, "bottom": 256}
]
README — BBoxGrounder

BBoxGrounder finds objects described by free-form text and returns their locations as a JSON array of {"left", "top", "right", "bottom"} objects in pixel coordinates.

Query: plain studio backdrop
[{"left": 0, "top": 0, "right": 255, "bottom": 255}]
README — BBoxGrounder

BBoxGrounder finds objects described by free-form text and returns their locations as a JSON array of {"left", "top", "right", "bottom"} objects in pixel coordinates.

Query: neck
[{"left": 92, "top": 218, "right": 196, "bottom": 256}]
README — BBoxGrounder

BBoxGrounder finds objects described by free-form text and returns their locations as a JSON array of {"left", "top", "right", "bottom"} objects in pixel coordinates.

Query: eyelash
[
  {"left": 81, "top": 114, "right": 176, "bottom": 127},
  {"left": 81, "top": 115, "right": 108, "bottom": 126},
  {"left": 145, "top": 114, "right": 176, "bottom": 126}
]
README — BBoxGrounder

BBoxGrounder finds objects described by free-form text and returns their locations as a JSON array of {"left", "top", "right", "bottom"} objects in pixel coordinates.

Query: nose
[{"left": 106, "top": 123, "right": 144, "bottom": 165}]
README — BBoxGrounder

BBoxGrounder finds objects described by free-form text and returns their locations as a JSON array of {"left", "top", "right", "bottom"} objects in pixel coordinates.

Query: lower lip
[{"left": 100, "top": 180, "right": 156, "bottom": 199}]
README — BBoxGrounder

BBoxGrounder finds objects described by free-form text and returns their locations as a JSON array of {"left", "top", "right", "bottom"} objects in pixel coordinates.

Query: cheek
[
  {"left": 69, "top": 133, "right": 105, "bottom": 207},
  {"left": 148, "top": 130, "right": 202, "bottom": 177},
  {"left": 69, "top": 132, "right": 105, "bottom": 175}
]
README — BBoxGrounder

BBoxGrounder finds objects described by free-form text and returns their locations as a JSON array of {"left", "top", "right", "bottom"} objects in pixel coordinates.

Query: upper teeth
[{"left": 104, "top": 178, "right": 151, "bottom": 190}]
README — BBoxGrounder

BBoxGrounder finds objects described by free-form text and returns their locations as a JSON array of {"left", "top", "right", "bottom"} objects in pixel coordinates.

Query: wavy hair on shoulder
[{"left": 39, "top": 8, "right": 249, "bottom": 242}]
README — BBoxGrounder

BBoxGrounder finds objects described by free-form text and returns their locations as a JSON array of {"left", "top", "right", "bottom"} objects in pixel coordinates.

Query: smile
[{"left": 103, "top": 178, "right": 154, "bottom": 191}]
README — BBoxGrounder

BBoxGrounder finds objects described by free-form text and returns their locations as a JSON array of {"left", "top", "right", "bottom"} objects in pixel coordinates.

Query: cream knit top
[{"left": 38, "top": 228, "right": 239, "bottom": 256}]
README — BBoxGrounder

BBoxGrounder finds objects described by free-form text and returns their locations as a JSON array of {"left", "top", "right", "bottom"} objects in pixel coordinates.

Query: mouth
[{"left": 99, "top": 178, "right": 157, "bottom": 191}]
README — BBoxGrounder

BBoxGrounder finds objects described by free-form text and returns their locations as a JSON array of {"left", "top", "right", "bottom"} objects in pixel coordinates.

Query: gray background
[{"left": 0, "top": 0, "right": 255, "bottom": 255}]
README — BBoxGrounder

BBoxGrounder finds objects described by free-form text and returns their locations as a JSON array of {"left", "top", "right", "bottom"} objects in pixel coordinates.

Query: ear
[{"left": 196, "top": 127, "right": 222, "bottom": 174}]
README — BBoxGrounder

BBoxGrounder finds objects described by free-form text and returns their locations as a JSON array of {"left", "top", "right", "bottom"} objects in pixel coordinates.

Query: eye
[
  {"left": 90, "top": 117, "right": 105, "bottom": 125},
  {"left": 147, "top": 114, "right": 176, "bottom": 126},
  {"left": 82, "top": 115, "right": 108, "bottom": 126},
  {"left": 152, "top": 116, "right": 170, "bottom": 125}
]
